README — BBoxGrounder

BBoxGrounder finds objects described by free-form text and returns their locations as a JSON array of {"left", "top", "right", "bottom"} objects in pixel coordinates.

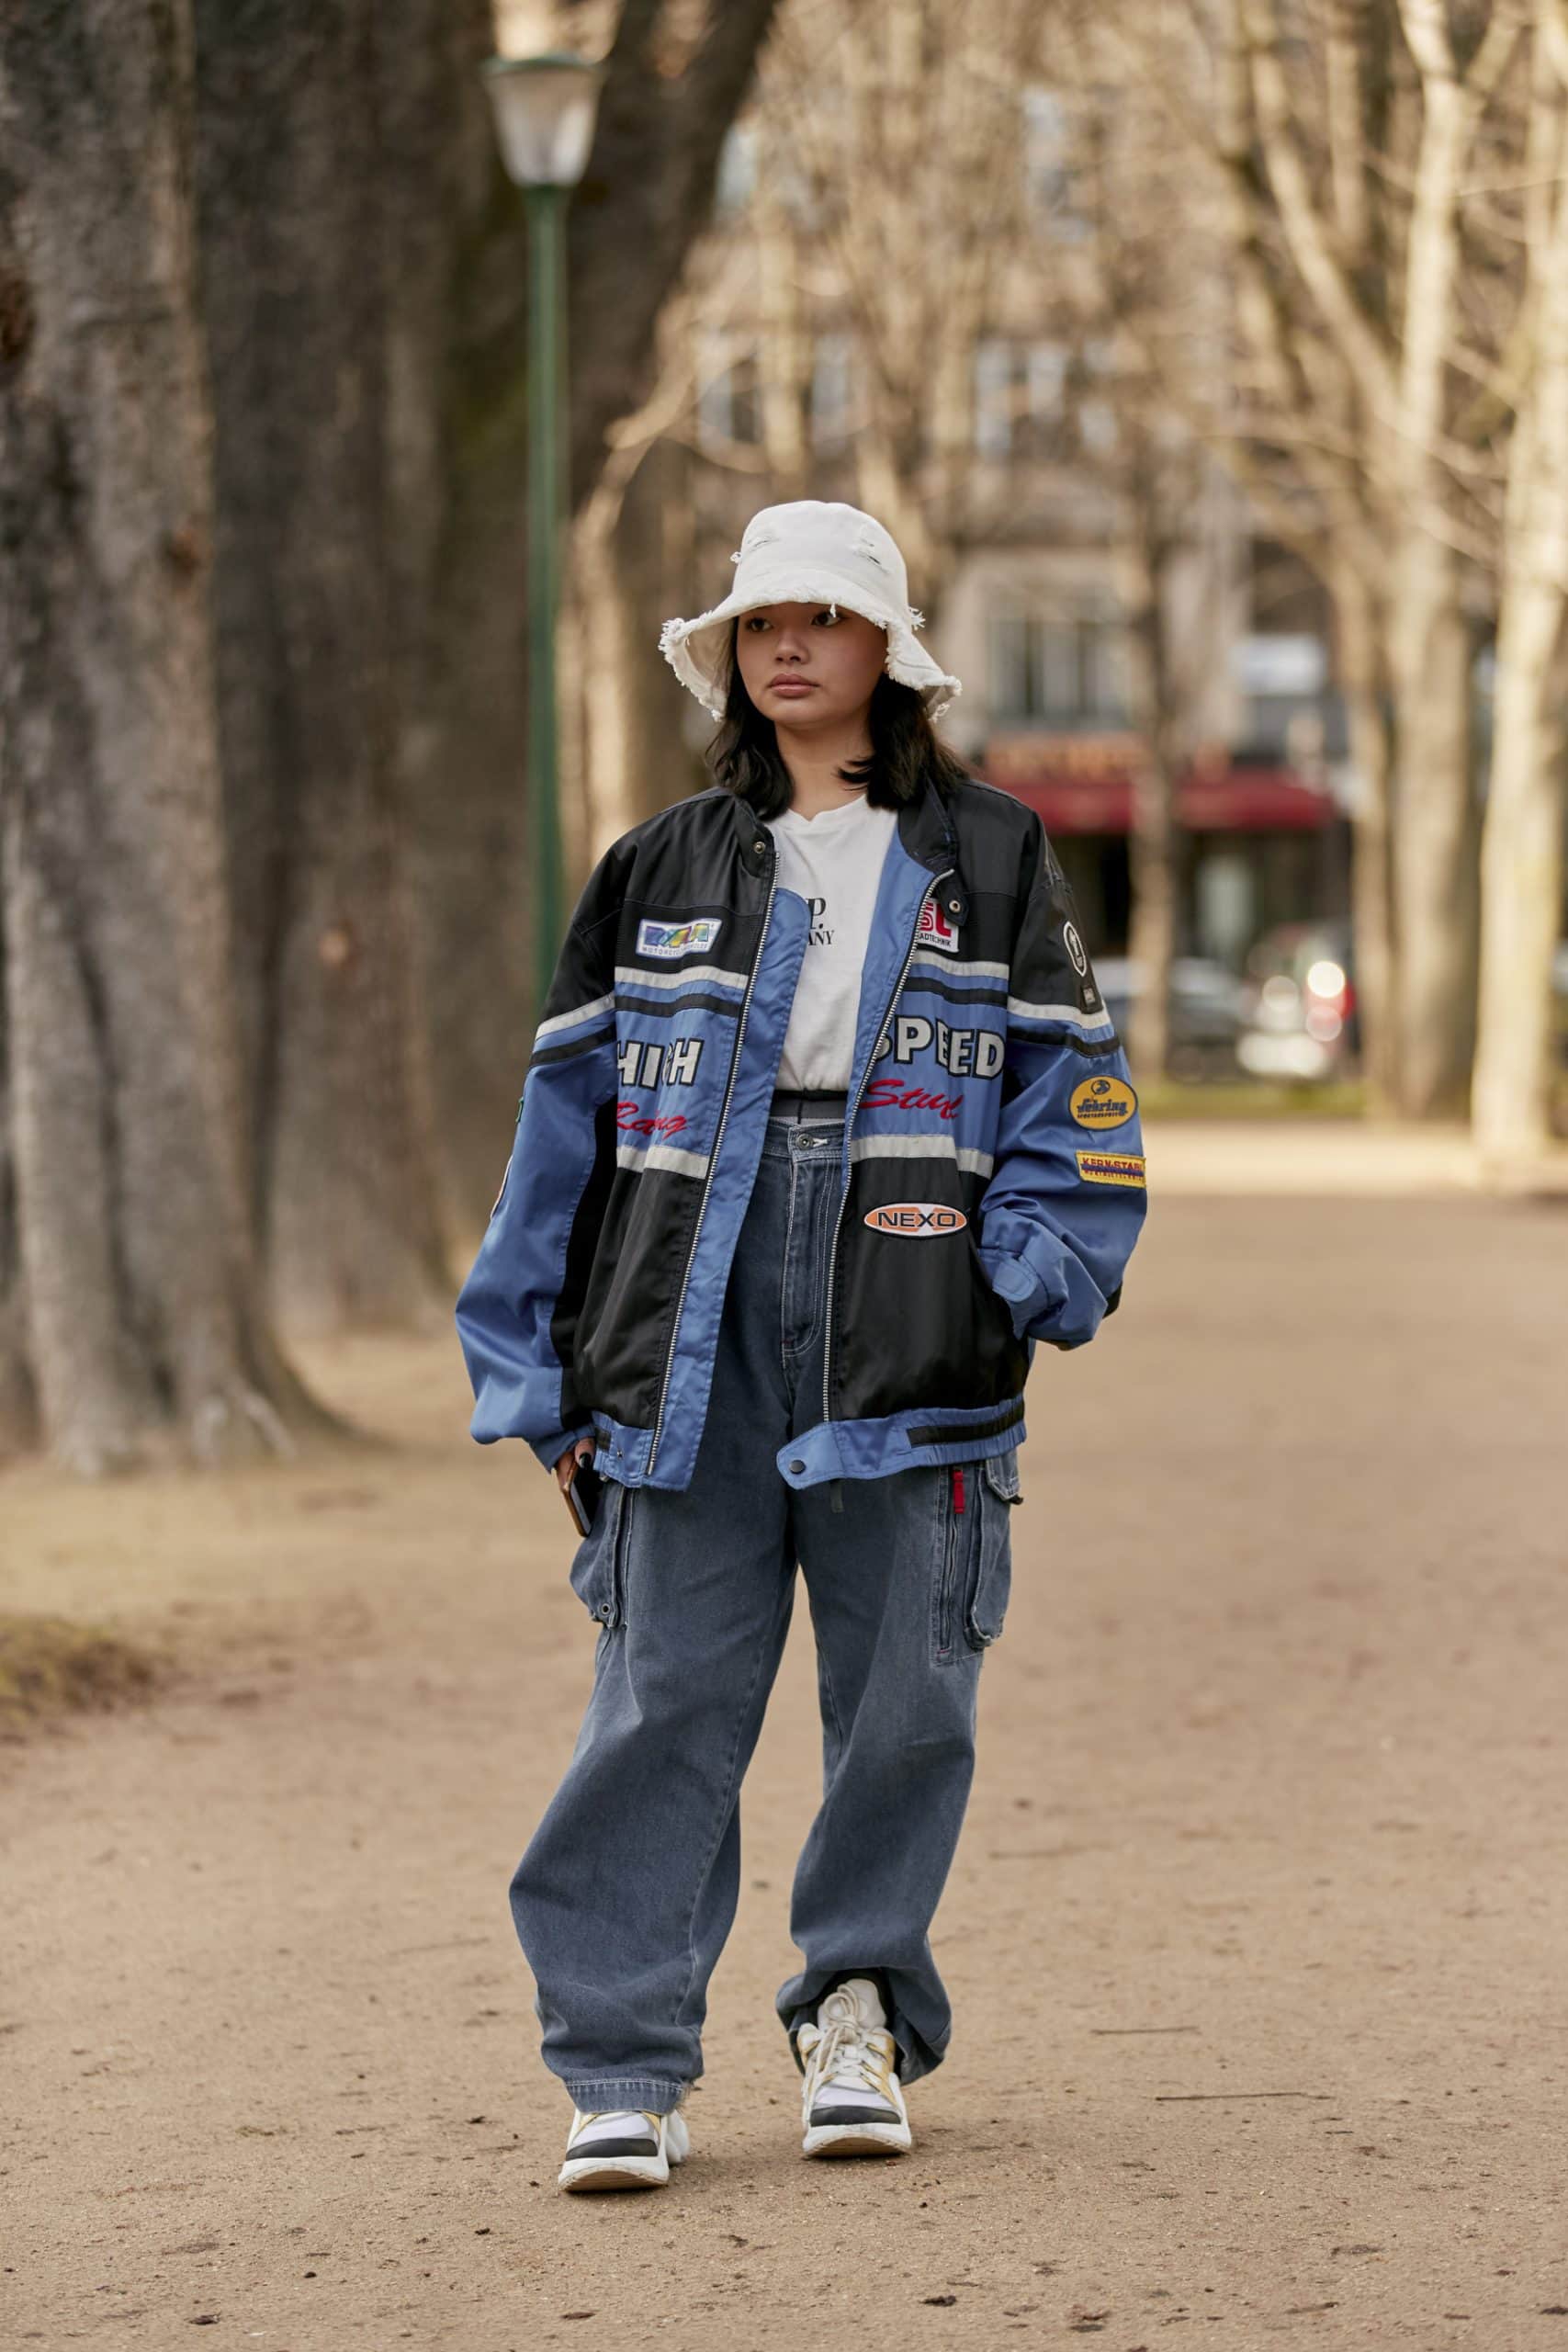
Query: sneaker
[
  {"left": 795, "top": 1975, "right": 912, "bottom": 2158},
  {"left": 558, "top": 2105, "right": 690, "bottom": 2192}
]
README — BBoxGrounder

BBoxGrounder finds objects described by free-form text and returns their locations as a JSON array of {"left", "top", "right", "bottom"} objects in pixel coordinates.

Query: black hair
[{"left": 704, "top": 615, "right": 970, "bottom": 819}]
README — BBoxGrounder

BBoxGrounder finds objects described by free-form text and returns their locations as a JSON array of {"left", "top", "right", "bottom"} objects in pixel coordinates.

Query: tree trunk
[
  {"left": 192, "top": 0, "right": 450, "bottom": 1331},
  {"left": 1472, "top": 81, "right": 1568, "bottom": 1170},
  {"left": 1386, "top": 62, "right": 1481, "bottom": 1121},
  {"left": 1388, "top": 547, "right": 1478, "bottom": 1119},
  {"left": 0, "top": 0, "right": 324, "bottom": 1472},
  {"left": 1331, "top": 559, "right": 1399, "bottom": 1117},
  {"left": 0, "top": 934, "right": 37, "bottom": 1456},
  {"left": 1122, "top": 495, "right": 1181, "bottom": 1083}
]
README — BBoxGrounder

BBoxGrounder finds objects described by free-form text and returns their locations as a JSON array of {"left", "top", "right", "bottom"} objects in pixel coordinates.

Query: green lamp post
[{"left": 481, "top": 49, "right": 604, "bottom": 1012}]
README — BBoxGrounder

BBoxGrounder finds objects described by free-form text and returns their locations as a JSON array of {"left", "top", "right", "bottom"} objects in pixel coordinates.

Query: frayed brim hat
[{"left": 659, "top": 499, "right": 963, "bottom": 723}]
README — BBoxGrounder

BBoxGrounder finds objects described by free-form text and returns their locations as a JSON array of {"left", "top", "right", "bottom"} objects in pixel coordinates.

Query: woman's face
[{"left": 732, "top": 602, "right": 886, "bottom": 729}]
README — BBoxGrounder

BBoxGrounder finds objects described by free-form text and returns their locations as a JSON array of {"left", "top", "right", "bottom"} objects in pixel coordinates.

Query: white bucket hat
[{"left": 659, "top": 499, "right": 963, "bottom": 723}]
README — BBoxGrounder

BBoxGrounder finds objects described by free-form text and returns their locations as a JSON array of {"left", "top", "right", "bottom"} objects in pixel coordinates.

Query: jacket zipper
[
  {"left": 820, "top": 864, "right": 953, "bottom": 1431},
  {"left": 646, "top": 838, "right": 779, "bottom": 1477}
]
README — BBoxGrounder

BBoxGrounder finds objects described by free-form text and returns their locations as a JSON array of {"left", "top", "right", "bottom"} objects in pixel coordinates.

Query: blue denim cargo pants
[{"left": 509, "top": 1106, "right": 1021, "bottom": 2117}]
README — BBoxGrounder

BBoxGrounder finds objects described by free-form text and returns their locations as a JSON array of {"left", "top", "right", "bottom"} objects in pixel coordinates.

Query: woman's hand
[{"left": 554, "top": 1436, "right": 596, "bottom": 1492}]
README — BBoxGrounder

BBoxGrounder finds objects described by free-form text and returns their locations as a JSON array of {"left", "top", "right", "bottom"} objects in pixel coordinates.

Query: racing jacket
[{"left": 456, "top": 765, "right": 1147, "bottom": 1494}]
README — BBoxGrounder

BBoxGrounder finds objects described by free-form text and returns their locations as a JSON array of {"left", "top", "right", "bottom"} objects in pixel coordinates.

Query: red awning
[{"left": 980, "top": 736, "right": 1335, "bottom": 833}]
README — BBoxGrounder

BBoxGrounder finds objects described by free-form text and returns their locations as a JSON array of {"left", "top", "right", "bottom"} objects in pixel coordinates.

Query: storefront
[{"left": 980, "top": 731, "right": 1348, "bottom": 967}]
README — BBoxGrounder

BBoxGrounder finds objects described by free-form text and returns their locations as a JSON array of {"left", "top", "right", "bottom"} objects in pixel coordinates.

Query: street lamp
[{"left": 481, "top": 50, "right": 603, "bottom": 1012}]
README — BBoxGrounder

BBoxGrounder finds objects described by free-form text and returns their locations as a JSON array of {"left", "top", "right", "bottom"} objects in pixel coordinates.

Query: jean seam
[
  {"left": 779, "top": 1151, "right": 802, "bottom": 1376},
  {"left": 815, "top": 1612, "right": 845, "bottom": 1769},
  {"left": 671, "top": 1588, "right": 784, "bottom": 2045}
]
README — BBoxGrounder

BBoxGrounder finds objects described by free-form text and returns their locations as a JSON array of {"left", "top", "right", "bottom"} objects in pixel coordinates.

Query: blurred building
[{"left": 647, "top": 85, "right": 1353, "bottom": 973}]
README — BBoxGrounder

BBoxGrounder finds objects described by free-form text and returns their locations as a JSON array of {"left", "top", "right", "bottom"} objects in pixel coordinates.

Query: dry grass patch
[{"left": 0, "top": 1611, "right": 165, "bottom": 1733}]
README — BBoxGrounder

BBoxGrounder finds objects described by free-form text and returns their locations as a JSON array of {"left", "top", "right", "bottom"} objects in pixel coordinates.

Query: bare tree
[{"left": 1104, "top": 0, "right": 1532, "bottom": 1119}]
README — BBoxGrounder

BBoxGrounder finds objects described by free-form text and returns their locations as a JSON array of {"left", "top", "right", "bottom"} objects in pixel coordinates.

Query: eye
[
  {"left": 811, "top": 608, "right": 841, "bottom": 626},
  {"left": 741, "top": 616, "right": 772, "bottom": 633}
]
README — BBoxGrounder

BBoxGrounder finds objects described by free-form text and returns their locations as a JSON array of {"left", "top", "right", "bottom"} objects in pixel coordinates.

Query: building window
[
  {"left": 974, "top": 338, "right": 1071, "bottom": 461},
  {"left": 810, "top": 332, "right": 854, "bottom": 450},
  {"left": 715, "top": 123, "right": 757, "bottom": 220},
  {"left": 975, "top": 338, "right": 1013, "bottom": 459},
  {"left": 1021, "top": 85, "right": 1088, "bottom": 238},
  {"left": 990, "top": 611, "right": 1131, "bottom": 723},
  {"left": 696, "top": 334, "right": 761, "bottom": 452}
]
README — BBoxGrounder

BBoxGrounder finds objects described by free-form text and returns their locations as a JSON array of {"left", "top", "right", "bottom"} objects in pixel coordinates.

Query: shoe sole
[
  {"left": 558, "top": 2154, "right": 671, "bottom": 2191},
  {"left": 802, "top": 2121, "right": 912, "bottom": 2158}
]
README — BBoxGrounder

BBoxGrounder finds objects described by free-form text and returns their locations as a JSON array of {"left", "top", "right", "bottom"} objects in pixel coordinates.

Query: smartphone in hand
[{"left": 564, "top": 1450, "right": 603, "bottom": 1538}]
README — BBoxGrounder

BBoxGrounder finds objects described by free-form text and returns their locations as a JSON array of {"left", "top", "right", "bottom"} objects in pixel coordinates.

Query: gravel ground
[{"left": 4, "top": 1171, "right": 1566, "bottom": 2350}]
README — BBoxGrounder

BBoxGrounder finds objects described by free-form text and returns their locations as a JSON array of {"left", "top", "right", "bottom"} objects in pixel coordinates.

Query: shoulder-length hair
[{"left": 705, "top": 617, "right": 970, "bottom": 819}]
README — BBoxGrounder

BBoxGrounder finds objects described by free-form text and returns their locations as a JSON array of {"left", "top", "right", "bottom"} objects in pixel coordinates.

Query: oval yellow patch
[{"left": 1069, "top": 1074, "right": 1138, "bottom": 1131}]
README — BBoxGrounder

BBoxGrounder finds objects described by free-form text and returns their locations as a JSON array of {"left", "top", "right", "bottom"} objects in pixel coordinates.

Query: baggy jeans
[{"left": 509, "top": 1106, "right": 1021, "bottom": 2117}]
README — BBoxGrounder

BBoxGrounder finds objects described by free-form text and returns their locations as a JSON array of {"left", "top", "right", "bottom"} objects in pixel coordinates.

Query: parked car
[
  {"left": 1094, "top": 956, "right": 1248, "bottom": 1080},
  {"left": 1235, "top": 921, "right": 1358, "bottom": 1081}
]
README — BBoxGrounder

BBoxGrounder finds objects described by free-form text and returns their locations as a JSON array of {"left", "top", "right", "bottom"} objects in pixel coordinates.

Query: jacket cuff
[
  {"left": 975, "top": 1243, "right": 1058, "bottom": 1340},
  {"left": 976, "top": 1238, "right": 1109, "bottom": 1349},
  {"left": 528, "top": 1421, "right": 597, "bottom": 1476}
]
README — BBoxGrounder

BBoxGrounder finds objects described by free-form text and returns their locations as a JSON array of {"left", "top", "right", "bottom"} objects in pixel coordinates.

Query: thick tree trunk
[
  {"left": 0, "top": 0, "right": 323, "bottom": 1472},
  {"left": 1473, "top": 582, "right": 1567, "bottom": 1165},
  {"left": 1472, "top": 107, "right": 1568, "bottom": 1169},
  {"left": 193, "top": 0, "right": 450, "bottom": 1331},
  {"left": 405, "top": 149, "right": 535, "bottom": 1236},
  {"left": 1386, "top": 60, "right": 1482, "bottom": 1122}
]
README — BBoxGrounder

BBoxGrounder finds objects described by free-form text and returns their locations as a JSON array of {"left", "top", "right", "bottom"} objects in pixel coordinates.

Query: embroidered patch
[
  {"left": 1063, "top": 920, "right": 1089, "bottom": 978},
  {"left": 637, "top": 915, "right": 722, "bottom": 959},
  {"left": 863, "top": 1202, "right": 968, "bottom": 1236},
  {"left": 918, "top": 894, "right": 959, "bottom": 953},
  {"left": 1069, "top": 1075, "right": 1138, "bottom": 1131},
  {"left": 1077, "top": 1150, "right": 1145, "bottom": 1189}
]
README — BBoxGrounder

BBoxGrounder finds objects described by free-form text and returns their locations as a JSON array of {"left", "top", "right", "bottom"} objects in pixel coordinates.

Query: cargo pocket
[
  {"left": 963, "top": 1446, "right": 1021, "bottom": 1650},
  {"left": 567, "top": 1472, "right": 634, "bottom": 1631}
]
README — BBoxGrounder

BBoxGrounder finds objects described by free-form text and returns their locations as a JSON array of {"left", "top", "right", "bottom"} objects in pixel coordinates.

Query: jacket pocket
[
  {"left": 963, "top": 1447, "right": 1021, "bottom": 1649},
  {"left": 567, "top": 1472, "right": 634, "bottom": 1630}
]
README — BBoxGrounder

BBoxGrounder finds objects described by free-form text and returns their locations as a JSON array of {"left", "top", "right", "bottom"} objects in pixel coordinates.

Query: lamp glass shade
[{"left": 482, "top": 53, "right": 601, "bottom": 188}]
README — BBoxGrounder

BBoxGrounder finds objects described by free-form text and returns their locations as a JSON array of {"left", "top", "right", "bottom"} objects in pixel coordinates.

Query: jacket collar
[{"left": 731, "top": 764, "right": 956, "bottom": 883}]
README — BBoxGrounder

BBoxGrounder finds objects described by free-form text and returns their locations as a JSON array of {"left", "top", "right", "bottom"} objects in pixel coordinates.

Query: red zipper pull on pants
[{"left": 951, "top": 1464, "right": 965, "bottom": 1515}]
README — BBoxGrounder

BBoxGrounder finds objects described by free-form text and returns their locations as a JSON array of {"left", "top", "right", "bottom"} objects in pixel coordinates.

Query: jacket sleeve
[
  {"left": 454, "top": 848, "right": 625, "bottom": 1470},
  {"left": 974, "top": 831, "right": 1147, "bottom": 1351}
]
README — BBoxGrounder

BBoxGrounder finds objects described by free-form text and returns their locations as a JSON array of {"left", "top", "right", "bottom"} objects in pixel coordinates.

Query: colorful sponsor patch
[
  {"left": 636, "top": 915, "right": 722, "bottom": 959},
  {"left": 918, "top": 894, "right": 959, "bottom": 953},
  {"left": 1076, "top": 1149, "right": 1145, "bottom": 1190},
  {"left": 863, "top": 1201, "right": 969, "bottom": 1237},
  {"left": 1069, "top": 1074, "right": 1138, "bottom": 1131}
]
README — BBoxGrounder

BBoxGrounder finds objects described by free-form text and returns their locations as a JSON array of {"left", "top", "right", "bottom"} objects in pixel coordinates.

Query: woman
[{"left": 457, "top": 500, "right": 1146, "bottom": 2192}]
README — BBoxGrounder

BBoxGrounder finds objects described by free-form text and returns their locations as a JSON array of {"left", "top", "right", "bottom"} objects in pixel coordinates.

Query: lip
[{"left": 768, "top": 677, "right": 818, "bottom": 695}]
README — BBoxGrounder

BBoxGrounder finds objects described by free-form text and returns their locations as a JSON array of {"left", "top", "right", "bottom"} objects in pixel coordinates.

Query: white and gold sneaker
[
  {"left": 558, "top": 2104, "right": 690, "bottom": 2192},
  {"left": 795, "top": 1976, "right": 912, "bottom": 2158}
]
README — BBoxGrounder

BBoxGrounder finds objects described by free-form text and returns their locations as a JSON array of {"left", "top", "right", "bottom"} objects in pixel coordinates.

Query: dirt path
[{"left": 4, "top": 1182, "right": 1566, "bottom": 2350}]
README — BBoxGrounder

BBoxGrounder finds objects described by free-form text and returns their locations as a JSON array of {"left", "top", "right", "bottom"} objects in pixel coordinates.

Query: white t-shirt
[{"left": 763, "top": 788, "right": 898, "bottom": 1091}]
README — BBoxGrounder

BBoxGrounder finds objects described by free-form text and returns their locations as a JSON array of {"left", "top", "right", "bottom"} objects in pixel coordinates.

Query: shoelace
[{"left": 806, "top": 1999, "right": 891, "bottom": 2103}]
